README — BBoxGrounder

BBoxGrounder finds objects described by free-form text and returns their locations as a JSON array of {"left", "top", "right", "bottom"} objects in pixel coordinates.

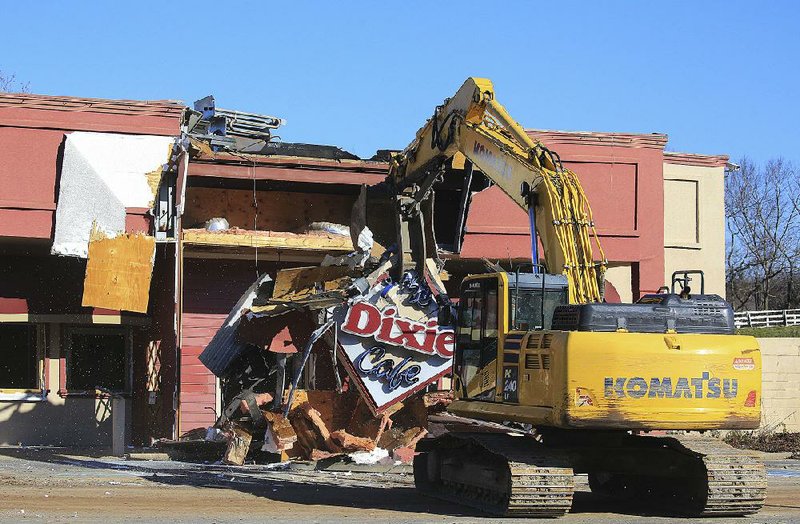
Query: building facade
[
  {"left": 0, "top": 93, "right": 182, "bottom": 446},
  {"left": 0, "top": 92, "right": 731, "bottom": 445}
]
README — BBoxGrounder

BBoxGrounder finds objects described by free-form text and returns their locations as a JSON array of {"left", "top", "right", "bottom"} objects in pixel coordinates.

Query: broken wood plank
[
  {"left": 310, "top": 448, "right": 341, "bottom": 461},
  {"left": 263, "top": 411, "right": 297, "bottom": 455},
  {"left": 82, "top": 230, "right": 156, "bottom": 314},
  {"left": 182, "top": 229, "right": 354, "bottom": 252},
  {"left": 346, "top": 397, "right": 400, "bottom": 442},
  {"left": 330, "top": 430, "right": 376, "bottom": 452},
  {"left": 270, "top": 265, "right": 352, "bottom": 302},
  {"left": 288, "top": 402, "right": 341, "bottom": 457},
  {"left": 378, "top": 426, "right": 427, "bottom": 451},
  {"left": 286, "top": 413, "right": 319, "bottom": 458}
]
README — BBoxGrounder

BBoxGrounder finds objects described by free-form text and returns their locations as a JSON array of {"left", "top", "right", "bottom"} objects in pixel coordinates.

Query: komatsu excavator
[{"left": 390, "top": 78, "right": 765, "bottom": 518}]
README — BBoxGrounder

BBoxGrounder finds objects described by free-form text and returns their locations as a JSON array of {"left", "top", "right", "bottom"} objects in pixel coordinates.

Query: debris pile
[
  {"left": 176, "top": 200, "right": 456, "bottom": 466},
  {"left": 164, "top": 387, "right": 452, "bottom": 466}
]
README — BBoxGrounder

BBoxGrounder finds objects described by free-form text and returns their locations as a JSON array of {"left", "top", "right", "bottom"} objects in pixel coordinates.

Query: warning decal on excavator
[{"left": 733, "top": 357, "right": 755, "bottom": 371}]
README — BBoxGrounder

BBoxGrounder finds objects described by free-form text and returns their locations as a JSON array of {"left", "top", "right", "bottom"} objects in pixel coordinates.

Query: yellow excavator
[{"left": 390, "top": 78, "right": 765, "bottom": 518}]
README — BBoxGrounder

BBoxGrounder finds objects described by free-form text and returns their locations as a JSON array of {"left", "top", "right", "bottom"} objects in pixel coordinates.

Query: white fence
[{"left": 734, "top": 309, "right": 800, "bottom": 328}]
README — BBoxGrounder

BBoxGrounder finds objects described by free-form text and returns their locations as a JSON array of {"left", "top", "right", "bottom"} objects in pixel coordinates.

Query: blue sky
[{"left": 2, "top": 1, "right": 798, "bottom": 164}]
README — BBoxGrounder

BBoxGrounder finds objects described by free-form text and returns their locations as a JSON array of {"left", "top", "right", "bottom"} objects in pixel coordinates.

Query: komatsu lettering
[
  {"left": 604, "top": 373, "right": 738, "bottom": 399},
  {"left": 472, "top": 140, "right": 513, "bottom": 181}
]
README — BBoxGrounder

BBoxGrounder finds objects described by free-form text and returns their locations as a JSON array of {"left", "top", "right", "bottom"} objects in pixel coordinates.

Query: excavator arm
[{"left": 389, "top": 77, "right": 606, "bottom": 304}]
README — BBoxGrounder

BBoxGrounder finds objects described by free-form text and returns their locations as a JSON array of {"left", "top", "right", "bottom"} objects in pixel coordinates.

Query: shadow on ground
[{"left": 0, "top": 447, "right": 752, "bottom": 520}]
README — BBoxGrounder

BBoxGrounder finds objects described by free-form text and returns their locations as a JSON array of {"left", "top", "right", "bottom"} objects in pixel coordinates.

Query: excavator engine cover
[{"left": 551, "top": 293, "right": 735, "bottom": 335}]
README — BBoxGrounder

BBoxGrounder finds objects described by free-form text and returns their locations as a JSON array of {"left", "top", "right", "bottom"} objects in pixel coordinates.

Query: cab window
[{"left": 455, "top": 278, "right": 500, "bottom": 397}]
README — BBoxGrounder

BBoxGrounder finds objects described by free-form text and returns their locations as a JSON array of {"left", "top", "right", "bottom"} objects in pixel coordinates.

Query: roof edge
[
  {"left": 526, "top": 129, "right": 669, "bottom": 150},
  {"left": 189, "top": 139, "right": 389, "bottom": 174},
  {"left": 0, "top": 92, "right": 185, "bottom": 117},
  {"left": 664, "top": 151, "right": 729, "bottom": 168}
]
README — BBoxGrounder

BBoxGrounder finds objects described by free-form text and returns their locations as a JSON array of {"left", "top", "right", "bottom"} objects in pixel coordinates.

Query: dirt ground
[{"left": 0, "top": 447, "right": 799, "bottom": 523}]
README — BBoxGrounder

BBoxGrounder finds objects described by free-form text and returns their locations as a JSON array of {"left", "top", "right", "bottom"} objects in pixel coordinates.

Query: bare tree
[
  {"left": 726, "top": 157, "right": 800, "bottom": 310},
  {"left": 0, "top": 71, "right": 30, "bottom": 93}
]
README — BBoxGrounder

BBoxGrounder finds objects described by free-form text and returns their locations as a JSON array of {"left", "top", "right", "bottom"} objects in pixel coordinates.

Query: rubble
[
  {"left": 330, "top": 430, "right": 376, "bottom": 452},
  {"left": 223, "top": 426, "right": 253, "bottom": 466},
  {"left": 186, "top": 192, "right": 457, "bottom": 467}
]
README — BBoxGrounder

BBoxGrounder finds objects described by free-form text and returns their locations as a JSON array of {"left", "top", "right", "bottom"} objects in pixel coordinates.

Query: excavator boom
[{"left": 389, "top": 78, "right": 605, "bottom": 304}]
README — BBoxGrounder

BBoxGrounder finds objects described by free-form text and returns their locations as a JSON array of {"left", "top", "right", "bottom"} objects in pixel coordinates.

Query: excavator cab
[
  {"left": 453, "top": 271, "right": 567, "bottom": 401},
  {"left": 509, "top": 268, "right": 569, "bottom": 331}
]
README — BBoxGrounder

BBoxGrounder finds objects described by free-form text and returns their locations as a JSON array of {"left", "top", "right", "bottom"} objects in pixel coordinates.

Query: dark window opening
[
  {"left": 0, "top": 324, "right": 37, "bottom": 389},
  {"left": 68, "top": 331, "right": 127, "bottom": 393}
]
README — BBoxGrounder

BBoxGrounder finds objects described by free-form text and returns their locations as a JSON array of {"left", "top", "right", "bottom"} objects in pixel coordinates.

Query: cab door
[{"left": 454, "top": 276, "right": 500, "bottom": 401}]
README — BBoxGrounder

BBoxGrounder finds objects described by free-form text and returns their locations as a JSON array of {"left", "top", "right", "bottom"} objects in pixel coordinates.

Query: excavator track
[
  {"left": 414, "top": 432, "right": 574, "bottom": 518},
  {"left": 586, "top": 433, "right": 766, "bottom": 517},
  {"left": 671, "top": 433, "right": 766, "bottom": 516}
]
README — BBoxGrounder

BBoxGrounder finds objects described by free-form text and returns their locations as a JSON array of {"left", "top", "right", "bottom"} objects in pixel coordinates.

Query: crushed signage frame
[{"left": 333, "top": 274, "right": 454, "bottom": 415}]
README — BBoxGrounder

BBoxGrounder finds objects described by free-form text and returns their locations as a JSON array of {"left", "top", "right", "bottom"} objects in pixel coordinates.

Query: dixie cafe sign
[{"left": 335, "top": 297, "right": 454, "bottom": 414}]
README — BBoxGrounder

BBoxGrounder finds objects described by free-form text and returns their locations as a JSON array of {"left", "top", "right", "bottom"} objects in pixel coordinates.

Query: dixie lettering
[{"left": 342, "top": 301, "right": 455, "bottom": 358}]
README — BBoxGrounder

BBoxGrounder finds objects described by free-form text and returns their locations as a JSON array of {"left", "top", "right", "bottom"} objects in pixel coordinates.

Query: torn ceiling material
[
  {"left": 81, "top": 229, "right": 156, "bottom": 314},
  {"left": 52, "top": 131, "right": 176, "bottom": 257}
]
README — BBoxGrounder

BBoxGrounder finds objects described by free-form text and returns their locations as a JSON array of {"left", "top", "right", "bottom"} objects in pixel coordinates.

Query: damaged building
[
  {"left": 0, "top": 90, "right": 731, "bottom": 456},
  {"left": 0, "top": 93, "right": 183, "bottom": 447}
]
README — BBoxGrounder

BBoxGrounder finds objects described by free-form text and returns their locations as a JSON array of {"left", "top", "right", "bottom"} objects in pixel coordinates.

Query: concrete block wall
[{"left": 758, "top": 338, "right": 800, "bottom": 432}]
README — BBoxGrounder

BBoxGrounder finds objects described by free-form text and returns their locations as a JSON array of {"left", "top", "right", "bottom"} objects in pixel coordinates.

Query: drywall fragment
[
  {"left": 53, "top": 132, "right": 175, "bottom": 257},
  {"left": 349, "top": 447, "right": 390, "bottom": 465},
  {"left": 223, "top": 425, "right": 253, "bottom": 466},
  {"left": 81, "top": 229, "right": 156, "bottom": 313}
]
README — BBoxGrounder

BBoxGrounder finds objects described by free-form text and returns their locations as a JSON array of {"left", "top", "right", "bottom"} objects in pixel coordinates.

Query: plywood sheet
[
  {"left": 271, "top": 265, "right": 352, "bottom": 301},
  {"left": 183, "top": 187, "right": 356, "bottom": 231},
  {"left": 82, "top": 231, "right": 156, "bottom": 313}
]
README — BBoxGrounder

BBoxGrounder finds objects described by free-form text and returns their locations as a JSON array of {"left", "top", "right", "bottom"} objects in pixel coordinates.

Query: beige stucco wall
[
  {"left": 0, "top": 323, "right": 126, "bottom": 447},
  {"left": 663, "top": 162, "right": 726, "bottom": 296},
  {"left": 758, "top": 338, "right": 800, "bottom": 432},
  {"left": 604, "top": 263, "right": 632, "bottom": 302}
]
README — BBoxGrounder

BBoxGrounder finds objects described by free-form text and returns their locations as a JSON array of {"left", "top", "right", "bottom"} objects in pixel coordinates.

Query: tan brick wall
[{"left": 758, "top": 338, "right": 800, "bottom": 432}]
